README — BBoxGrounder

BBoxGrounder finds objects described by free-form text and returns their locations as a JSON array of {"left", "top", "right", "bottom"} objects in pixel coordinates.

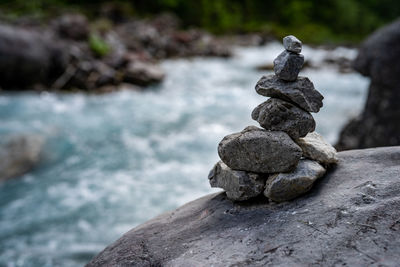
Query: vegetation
[{"left": 0, "top": 0, "right": 399, "bottom": 43}]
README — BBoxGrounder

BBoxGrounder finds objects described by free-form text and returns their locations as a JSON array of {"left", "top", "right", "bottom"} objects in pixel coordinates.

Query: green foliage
[
  {"left": 0, "top": 0, "right": 399, "bottom": 44},
  {"left": 88, "top": 33, "right": 110, "bottom": 57}
]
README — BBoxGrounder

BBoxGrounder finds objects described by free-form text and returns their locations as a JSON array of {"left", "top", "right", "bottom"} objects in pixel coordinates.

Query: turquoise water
[{"left": 0, "top": 43, "right": 369, "bottom": 266}]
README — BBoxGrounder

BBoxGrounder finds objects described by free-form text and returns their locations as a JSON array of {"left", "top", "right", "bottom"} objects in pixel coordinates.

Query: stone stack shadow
[{"left": 209, "top": 35, "right": 338, "bottom": 202}]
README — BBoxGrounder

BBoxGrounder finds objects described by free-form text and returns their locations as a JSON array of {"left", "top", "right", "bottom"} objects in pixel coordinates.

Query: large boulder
[
  {"left": 337, "top": 19, "right": 400, "bottom": 150},
  {"left": 87, "top": 146, "right": 400, "bottom": 266},
  {"left": 0, "top": 24, "right": 68, "bottom": 89}
]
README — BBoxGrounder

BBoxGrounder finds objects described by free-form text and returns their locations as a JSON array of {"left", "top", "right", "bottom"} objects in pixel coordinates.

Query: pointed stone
[
  {"left": 208, "top": 161, "right": 266, "bottom": 201},
  {"left": 251, "top": 98, "right": 315, "bottom": 139},
  {"left": 264, "top": 159, "right": 326, "bottom": 202},
  {"left": 283, "top": 35, "right": 302, "bottom": 53},
  {"left": 218, "top": 126, "right": 302, "bottom": 173},
  {"left": 273, "top": 50, "right": 304, "bottom": 81},
  {"left": 296, "top": 132, "right": 339, "bottom": 164},
  {"left": 255, "top": 74, "right": 324, "bottom": 113}
]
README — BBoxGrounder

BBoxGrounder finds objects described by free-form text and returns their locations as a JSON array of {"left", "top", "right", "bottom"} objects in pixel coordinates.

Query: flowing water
[{"left": 0, "top": 43, "right": 369, "bottom": 266}]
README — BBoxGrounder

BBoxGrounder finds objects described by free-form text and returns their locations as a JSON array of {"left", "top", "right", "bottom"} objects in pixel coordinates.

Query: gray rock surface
[
  {"left": 297, "top": 132, "right": 338, "bottom": 164},
  {"left": 0, "top": 135, "right": 44, "bottom": 182},
  {"left": 218, "top": 126, "right": 302, "bottom": 173},
  {"left": 0, "top": 24, "right": 68, "bottom": 89},
  {"left": 251, "top": 98, "right": 315, "bottom": 139},
  {"left": 255, "top": 74, "right": 323, "bottom": 113},
  {"left": 337, "top": 19, "right": 400, "bottom": 150},
  {"left": 123, "top": 60, "right": 165, "bottom": 86},
  {"left": 283, "top": 35, "right": 302, "bottom": 53},
  {"left": 273, "top": 50, "right": 304, "bottom": 81},
  {"left": 208, "top": 161, "right": 266, "bottom": 201},
  {"left": 87, "top": 146, "right": 400, "bottom": 267},
  {"left": 264, "top": 159, "right": 326, "bottom": 202}
]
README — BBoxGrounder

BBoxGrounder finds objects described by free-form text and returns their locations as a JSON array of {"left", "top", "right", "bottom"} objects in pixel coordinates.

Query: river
[{"left": 0, "top": 42, "right": 369, "bottom": 266}]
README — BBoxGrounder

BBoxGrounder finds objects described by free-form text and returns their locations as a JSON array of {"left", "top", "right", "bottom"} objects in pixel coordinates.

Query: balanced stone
[
  {"left": 218, "top": 126, "right": 302, "bottom": 173},
  {"left": 255, "top": 74, "right": 324, "bottom": 113},
  {"left": 273, "top": 50, "right": 304, "bottom": 81},
  {"left": 283, "top": 35, "right": 302, "bottom": 53},
  {"left": 264, "top": 159, "right": 326, "bottom": 202},
  {"left": 296, "top": 132, "right": 339, "bottom": 164},
  {"left": 208, "top": 161, "right": 266, "bottom": 201},
  {"left": 251, "top": 98, "right": 315, "bottom": 139}
]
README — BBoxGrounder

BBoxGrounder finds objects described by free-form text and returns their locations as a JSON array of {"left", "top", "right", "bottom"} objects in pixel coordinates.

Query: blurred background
[{"left": 0, "top": 1, "right": 399, "bottom": 266}]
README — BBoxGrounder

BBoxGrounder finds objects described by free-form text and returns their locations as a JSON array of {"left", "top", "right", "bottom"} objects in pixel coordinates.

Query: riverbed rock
[
  {"left": 87, "top": 146, "right": 400, "bottom": 267},
  {"left": 273, "top": 50, "right": 304, "bottom": 81},
  {"left": 283, "top": 35, "right": 302, "bottom": 53},
  {"left": 218, "top": 126, "right": 302, "bottom": 173},
  {"left": 251, "top": 98, "right": 315, "bottom": 139},
  {"left": 336, "top": 18, "right": 400, "bottom": 150},
  {"left": 208, "top": 161, "right": 266, "bottom": 201},
  {"left": 0, "top": 24, "right": 68, "bottom": 89},
  {"left": 53, "top": 13, "right": 89, "bottom": 41},
  {"left": 264, "top": 159, "right": 326, "bottom": 202},
  {"left": 255, "top": 74, "right": 323, "bottom": 112},
  {"left": 0, "top": 135, "right": 44, "bottom": 182},
  {"left": 297, "top": 132, "right": 338, "bottom": 164},
  {"left": 123, "top": 60, "right": 165, "bottom": 86}
]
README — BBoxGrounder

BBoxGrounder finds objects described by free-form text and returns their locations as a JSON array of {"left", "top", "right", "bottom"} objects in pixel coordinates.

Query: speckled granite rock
[
  {"left": 208, "top": 161, "right": 266, "bottom": 201},
  {"left": 255, "top": 74, "right": 323, "bottom": 113},
  {"left": 297, "top": 132, "right": 338, "bottom": 164},
  {"left": 264, "top": 159, "right": 326, "bottom": 202},
  {"left": 218, "top": 126, "right": 302, "bottom": 173},
  {"left": 87, "top": 147, "right": 400, "bottom": 267},
  {"left": 251, "top": 98, "right": 315, "bottom": 139},
  {"left": 273, "top": 50, "right": 304, "bottom": 81},
  {"left": 283, "top": 35, "right": 302, "bottom": 53}
]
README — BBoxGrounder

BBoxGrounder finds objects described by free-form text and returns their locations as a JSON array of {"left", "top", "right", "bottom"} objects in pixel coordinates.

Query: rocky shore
[
  {"left": 0, "top": 13, "right": 231, "bottom": 92},
  {"left": 87, "top": 146, "right": 400, "bottom": 266}
]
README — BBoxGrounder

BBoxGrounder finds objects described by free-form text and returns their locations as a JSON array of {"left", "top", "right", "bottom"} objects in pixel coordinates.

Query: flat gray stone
[
  {"left": 283, "top": 35, "right": 302, "bottom": 53},
  {"left": 273, "top": 50, "right": 304, "bottom": 81},
  {"left": 218, "top": 126, "right": 302, "bottom": 173},
  {"left": 87, "top": 147, "right": 400, "bottom": 267},
  {"left": 251, "top": 98, "right": 315, "bottom": 139},
  {"left": 297, "top": 132, "right": 338, "bottom": 164},
  {"left": 255, "top": 74, "right": 324, "bottom": 113},
  {"left": 264, "top": 159, "right": 326, "bottom": 202},
  {"left": 208, "top": 161, "right": 266, "bottom": 201}
]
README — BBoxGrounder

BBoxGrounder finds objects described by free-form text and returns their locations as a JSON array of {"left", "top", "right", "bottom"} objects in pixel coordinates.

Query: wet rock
[
  {"left": 255, "top": 74, "right": 324, "bottom": 113},
  {"left": 208, "top": 161, "right": 266, "bottom": 201},
  {"left": 218, "top": 126, "right": 302, "bottom": 173},
  {"left": 297, "top": 132, "right": 338, "bottom": 164},
  {"left": 0, "top": 135, "right": 44, "bottom": 182},
  {"left": 264, "top": 159, "right": 326, "bottom": 202},
  {"left": 53, "top": 14, "right": 89, "bottom": 41},
  {"left": 123, "top": 61, "right": 165, "bottom": 86},
  {"left": 87, "top": 147, "right": 400, "bottom": 267},
  {"left": 273, "top": 50, "right": 304, "bottom": 81},
  {"left": 283, "top": 35, "right": 302, "bottom": 53},
  {"left": 337, "top": 18, "right": 400, "bottom": 150},
  {"left": 251, "top": 98, "right": 315, "bottom": 139},
  {"left": 0, "top": 24, "right": 68, "bottom": 89}
]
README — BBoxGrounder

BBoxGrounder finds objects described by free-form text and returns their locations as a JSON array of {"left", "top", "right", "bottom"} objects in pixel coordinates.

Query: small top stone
[{"left": 283, "top": 35, "right": 302, "bottom": 54}]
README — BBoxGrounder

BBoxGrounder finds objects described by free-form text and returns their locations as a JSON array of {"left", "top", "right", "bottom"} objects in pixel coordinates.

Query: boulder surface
[{"left": 87, "top": 146, "right": 400, "bottom": 266}]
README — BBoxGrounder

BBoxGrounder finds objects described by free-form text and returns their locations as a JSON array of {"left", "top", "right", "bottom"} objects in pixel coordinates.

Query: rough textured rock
[
  {"left": 337, "top": 19, "right": 400, "bottom": 150},
  {"left": 0, "top": 24, "right": 68, "bottom": 89},
  {"left": 218, "top": 126, "right": 302, "bottom": 173},
  {"left": 251, "top": 98, "right": 315, "bottom": 139},
  {"left": 255, "top": 74, "right": 323, "bottom": 113},
  {"left": 297, "top": 132, "right": 338, "bottom": 164},
  {"left": 87, "top": 147, "right": 400, "bottom": 267},
  {"left": 273, "top": 50, "right": 304, "bottom": 81},
  {"left": 208, "top": 161, "right": 266, "bottom": 201},
  {"left": 0, "top": 135, "right": 44, "bottom": 182},
  {"left": 264, "top": 159, "right": 326, "bottom": 202},
  {"left": 283, "top": 35, "right": 302, "bottom": 53}
]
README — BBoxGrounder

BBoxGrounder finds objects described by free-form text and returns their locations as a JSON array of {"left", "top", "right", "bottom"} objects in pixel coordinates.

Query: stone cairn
[{"left": 208, "top": 35, "right": 339, "bottom": 202}]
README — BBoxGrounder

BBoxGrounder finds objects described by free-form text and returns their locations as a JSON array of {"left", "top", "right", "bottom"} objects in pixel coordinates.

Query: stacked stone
[{"left": 208, "top": 35, "right": 338, "bottom": 203}]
